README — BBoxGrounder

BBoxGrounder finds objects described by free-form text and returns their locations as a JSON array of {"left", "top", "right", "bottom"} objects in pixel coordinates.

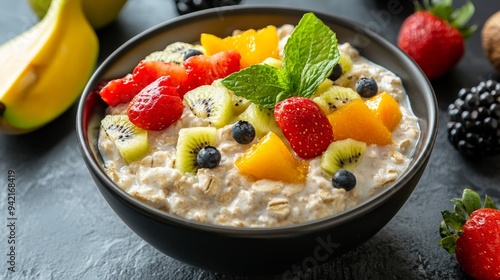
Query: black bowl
[{"left": 76, "top": 5, "right": 437, "bottom": 276}]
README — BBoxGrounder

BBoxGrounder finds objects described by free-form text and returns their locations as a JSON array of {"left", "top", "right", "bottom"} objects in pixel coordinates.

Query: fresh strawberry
[
  {"left": 183, "top": 50, "right": 241, "bottom": 91},
  {"left": 127, "top": 76, "right": 184, "bottom": 131},
  {"left": 439, "top": 188, "right": 500, "bottom": 280},
  {"left": 397, "top": 0, "right": 476, "bottom": 80},
  {"left": 132, "top": 60, "right": 188, "bottom": 93},
  {"left": 99, "top": 75, "right": 143, "bottom": 106},
  {"left": 274, "top": 97, "right": 334, "bottom": 159}
]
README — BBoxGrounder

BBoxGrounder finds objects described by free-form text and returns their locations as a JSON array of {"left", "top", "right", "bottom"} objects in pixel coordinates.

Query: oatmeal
[{"left": 97, "top": 15, "right": 420, "bottom": 228}]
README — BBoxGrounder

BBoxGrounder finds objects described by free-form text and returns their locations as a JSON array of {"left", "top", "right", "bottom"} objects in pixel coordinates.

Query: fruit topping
[
  {"left": 235, "top": 132, "right": 308, "bottom": 183},
  {"left": 183, "top": 49, "right": 204, "bottom": 61},
  {"left": 275, "top": 97, "right": 334, "bottom": 159},
  {"left": 221, "top": 13, "right": 339, "bottom": 109},
  {"left": 365, "top": 92, "right": 403, "bottom": 132},
  {"left": 320, "top": 138, "right": 366, "bottom": 175},
  {"left": 201, "top": 25, "right": 280, "bottom": 68},
  {"left": 132, "top": 60, "right": 188, "bottom": 90},
  {"left": 439, "top": 188, "right": 499, "bottom": 280},
  {"left": 175, "top": 127, "right": 217, "bottom": 174},
  {"left": 183, "top": 84, "right": 234, "bottom": 128},
  {"left": 331, "top": 169, "right": 356, "bottom": 191},
  {"left": 144, "top": 42, "right": 205, "bottom": 64},
  {"left": 329, "top": 64, "right": 343, "bottom": 81},
  {"left": 397, "top": 0, "right": 476, "bottom": 80},
  {"left": 328, "top": 98, "right": 392, "bottom": 146},
  {"left": 355, "top": 77, "right": 379, "bottom": 98},
  {"left": 184, "top": 50, "right": 241, "bottom": 92},
  {"left": 127, "top": 76, "right": 184, "bottom": 131},
  {"left": 237, "top": 103, "right": 282, "bottom": 139},
  {"left": 101, "top": 115, "right": 149, "bottom": 164},
  {"left": 447, "top": 80, "right": 500, "bottom": 158},
  {"left": 196, "top": 146, "right": 222, "bottom": 169},
  {"left": 313, "top": 85, "right": 362, "bottom": 114},
  {"left": 231, "top": 120, "right": 256, "bottom": 144},
  {"left": 99, "top": 75, "right": 143, "bottom": 106}
]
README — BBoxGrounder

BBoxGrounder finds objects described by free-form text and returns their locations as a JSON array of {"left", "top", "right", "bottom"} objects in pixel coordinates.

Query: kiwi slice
[
  {"left": 313, "top": 85, "right": 361, "bottom": 114},
  {"left": 145, "top": 42, "right": 204, "bottom": 64},
  {"left": 237, "top": 103, "right": 283, "bottom": 139},
  {"left": 184, "top": 85, "right": 234, "bottom": 128},
  {"left": 338, "top": 50, "right": 353, "bottom": 74},
  {"left": 175, "top": 127, "right": 217, "bottom": 174},
  {"left": 212, "top": 79, "right": 250, "bottom": 115},
  {"left": 101, "top": 115, "right": 149, "bottom": 164},
  {"left": 320, "top": 138, "right": 367, "bottom": 175}
]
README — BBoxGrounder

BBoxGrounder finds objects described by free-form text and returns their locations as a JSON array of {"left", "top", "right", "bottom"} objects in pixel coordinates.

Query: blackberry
[
  {"left": 447, "top": 80, "right": 500, "bottom": 158},
  {"left": 174, "top": 0, "right": 242, "bottom": 15}
]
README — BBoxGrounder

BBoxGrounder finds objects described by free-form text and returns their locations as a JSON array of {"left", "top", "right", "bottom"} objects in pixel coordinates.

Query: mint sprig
[{"left": 221, "top": 13, "right": 339, "bottom": 109}]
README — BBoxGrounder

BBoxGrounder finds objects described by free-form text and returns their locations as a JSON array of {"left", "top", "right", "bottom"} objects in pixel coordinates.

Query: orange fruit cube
[
  {"left": 235, "top": 132, "right": 308, "bottom": 183},
  {"left": 365, "top": 92, "right": 402, "bottom": 131},
  {"left": 201, "top": 25, "right": 280, "bottom": 68},
  {"left": 327, "top": 99, "right": 392, "bottom": 145}
]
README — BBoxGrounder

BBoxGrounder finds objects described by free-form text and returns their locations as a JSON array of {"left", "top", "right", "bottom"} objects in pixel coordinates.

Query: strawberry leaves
[
  {"left": 439, "top": 188, "right": 498, "bottom": 254},
  {"left": 419, "top": 0, "right": 477, "bottom": 38},
  {"left": 221, "top": 13, "right": 339, "bottom": 109}
]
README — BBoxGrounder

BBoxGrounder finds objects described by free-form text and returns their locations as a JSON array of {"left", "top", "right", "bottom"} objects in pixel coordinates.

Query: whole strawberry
[
  {"left": 440, "top": 188, "right": 500, "bottom": 280},
  {"left": 397, "top": 0, "right": 476, "bottom": 80},
  {"left": 127, "top": 76, "right": 184, "bottom": 131},
  {"left": 274, "top": 97, "right": 334, "bottom": 159}
]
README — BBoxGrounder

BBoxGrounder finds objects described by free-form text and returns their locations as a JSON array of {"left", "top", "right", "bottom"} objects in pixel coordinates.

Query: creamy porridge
[{"left": 97, "top": 16, "right": 420, "bottom": 228}]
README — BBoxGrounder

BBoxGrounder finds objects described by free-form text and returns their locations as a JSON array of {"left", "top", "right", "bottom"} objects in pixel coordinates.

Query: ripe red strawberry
[
  {"left": 132, "top": 60, "right": 188, "bottom": 93},
  {"left": 440, "top": 188, "right": 500, "bottom": 280},
  {"left": 397, "top": 0, "right": 476, "bottom": 80},
  {"left": 99, "top": 75, "right": 143, "bottom": 106},
  {"left": 274, "top": 97, "right": 334, "bottom": 159},
  {"left": 183, "top": 50, "right": 241, "bottom": 92},
  {"left": 127, "top": 76, "right": 184, "bottom": 131}
]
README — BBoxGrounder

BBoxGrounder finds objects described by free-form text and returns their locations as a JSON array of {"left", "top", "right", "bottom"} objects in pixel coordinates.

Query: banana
[{"left": 0, "top": 0, "right": 99, "bottom": 134}]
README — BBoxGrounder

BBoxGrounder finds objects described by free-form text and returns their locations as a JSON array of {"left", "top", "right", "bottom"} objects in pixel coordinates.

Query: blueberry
[
  {"left": 183, "top": 49, "right": 203, "bottom": 61},
  {"left": 355, "top": 77, "right": 378, "bottom": 98},
  {"left": 196, "top": 146, "right": 221, "bottom": 169},
  {"left": 231, "top": 120, "right": 256, "bottom": 144},
  {"left": 329, "top": 64, "right": 343, "bottom": 81},
  {"left": 332, "top": 169, "right": 356, "bottom": 191}
]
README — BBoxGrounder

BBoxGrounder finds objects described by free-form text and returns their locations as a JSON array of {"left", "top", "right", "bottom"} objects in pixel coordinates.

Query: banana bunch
[{"left": 0, "top": 0, "right": 98, "bottom": 134}]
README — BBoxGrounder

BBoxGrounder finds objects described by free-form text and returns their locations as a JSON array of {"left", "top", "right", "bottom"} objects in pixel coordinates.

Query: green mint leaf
[
  {"left": 221, "top": 12, "right": 339, "bottom": 108},
  {"left": 283, "top": 12, "right": 339, "bottom": 98},
  {"left": 220, "top": 64, "right": 287, "bottom": 109}
]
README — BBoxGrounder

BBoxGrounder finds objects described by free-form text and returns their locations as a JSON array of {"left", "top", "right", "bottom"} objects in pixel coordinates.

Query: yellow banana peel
[{"left": 0, "top": 0, "right": 99, "bottom": 134}]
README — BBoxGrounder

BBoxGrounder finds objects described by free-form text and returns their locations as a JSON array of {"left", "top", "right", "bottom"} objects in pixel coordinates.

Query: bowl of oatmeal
[{"left": 76, "top": 6, "right": 437, "bottom": 275}]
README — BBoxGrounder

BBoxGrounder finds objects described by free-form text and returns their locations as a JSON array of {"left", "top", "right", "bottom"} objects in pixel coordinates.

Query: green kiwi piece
[
  {"left": 338, "top": 50, "right": 353, "bottom": 74},
  {"left": 237, "top": 103, "right": 282, "bottom": 139},
  {"left": 321, "top": 138, "right": 367, "bottom": 175},
  {"left": 175, "top": 127, "right": 217, "bottom": 174},
  {"left": 101, "top": 115, "right": 149, "bottom": 164},
  {"left": 184, "top": 85, "right": 234, "bottom": 128},
  {"left": 212, "top": 80, "right": 250, "bottom": 115},
  {"left": 145, "top": 42, "right": 204, "bottom": 64},
  {"left": 313, "top": 85, "right": 361, "bottom": 114}
]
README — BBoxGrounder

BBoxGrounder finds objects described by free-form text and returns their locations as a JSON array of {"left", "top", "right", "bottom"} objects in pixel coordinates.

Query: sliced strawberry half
[
  {"left": 127, "top": 76, "right": 184, "bottom": 131},
  {"left": 99, "top": 75, "right": 143, "bottom": 106},
  {"left": 132, "top": 60, "right": 188, "bottom": 93},
  {"left": 183, "top": 50, "right": 241, "bottom": 92}
]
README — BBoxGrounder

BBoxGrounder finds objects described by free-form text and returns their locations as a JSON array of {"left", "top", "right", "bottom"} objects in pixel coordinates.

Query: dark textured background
[{"left": 1, "top": 0, "right": 499, "bottom": 279}]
